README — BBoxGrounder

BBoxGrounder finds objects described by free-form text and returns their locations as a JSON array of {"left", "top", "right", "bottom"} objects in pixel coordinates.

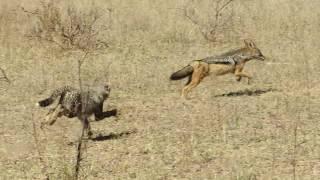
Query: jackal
[{"left": 170, "top": 39, "right": 265, "bottom": 98}]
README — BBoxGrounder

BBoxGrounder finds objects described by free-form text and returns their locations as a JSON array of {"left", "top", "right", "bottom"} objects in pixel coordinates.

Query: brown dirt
[{"left": 0, "top": 0, "right": 320, "bottom": 179}]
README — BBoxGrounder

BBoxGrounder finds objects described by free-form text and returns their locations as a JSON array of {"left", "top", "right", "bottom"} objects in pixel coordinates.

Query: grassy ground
[{"left": 0, "top": 0, "right": 320, "bottom": 179}]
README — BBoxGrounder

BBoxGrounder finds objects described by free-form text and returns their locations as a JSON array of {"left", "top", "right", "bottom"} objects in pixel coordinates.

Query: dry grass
[{"left": 0, "top": 0, "right": 320, "bottom": 179}]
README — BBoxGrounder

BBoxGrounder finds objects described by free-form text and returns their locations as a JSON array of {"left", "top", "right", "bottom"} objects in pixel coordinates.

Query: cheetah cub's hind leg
[
  {"left": 79, "top": 116, "right": 93, "bottom": 139},
  {"left": 41, "top": 104, "right": 64, "bottom": 129}
]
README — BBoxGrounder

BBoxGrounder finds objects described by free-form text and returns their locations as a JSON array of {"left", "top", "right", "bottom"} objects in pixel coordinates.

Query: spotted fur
[
  {"left": 38, "top": 85, "right": 111, "bottom": 137},
  {"left": 37, "top": 86, "right": 76, "bottom": 107}
]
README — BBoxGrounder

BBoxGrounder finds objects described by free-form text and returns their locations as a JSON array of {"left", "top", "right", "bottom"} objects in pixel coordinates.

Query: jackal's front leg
[{"left": 235, "top": 69, "right": 252, "bottom": 84}]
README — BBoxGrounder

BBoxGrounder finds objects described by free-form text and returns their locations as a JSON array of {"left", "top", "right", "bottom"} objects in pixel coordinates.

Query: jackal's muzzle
[{"left": 256, "top": 52, "right": 265, "bottom": 61}]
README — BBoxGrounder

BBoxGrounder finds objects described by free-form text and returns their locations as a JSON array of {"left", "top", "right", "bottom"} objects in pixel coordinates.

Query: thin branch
[
  {"left": 79, "top": 51, "right": 90, "bottom": 66},
  {"left": 77, "top": 51, "right": 90, "bottom": 92},
  {"left": 182, "top": 8, "right": 201, "bottom": 27},
  {"left": 20, "top": 6, "right": 40, "bottom": 16},
  {"left": 25, "top": 34, "right": 68, "bottom": 50},
  {"left": 292, "top": 121, "right": 298, "bottom": 180},
  {"left": 179, "top": 7, "right": 212, "bottom": 41},
  {"left": 210, "top": 0, "right": 234, "bottom": 38},
  {"left": 217, "top": 0, "right": 234, "bottom": 13},
  {"left": 74, "top": 50, "right": 91, "bottom": 180},
  {"left": 180, "top": 0, "right": 235, "bottom": 42},
  {"left": 74, "top": 122, "right": 86, "bottom": 180},
  {"left": 31, "top": 111, "right": 50, "bottom": 180},
  {"left": 0, "top": 67, "right": 10, "bottom": 83}
]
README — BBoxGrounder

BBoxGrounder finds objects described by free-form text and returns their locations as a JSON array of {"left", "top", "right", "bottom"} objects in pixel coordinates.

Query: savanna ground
[{"left": 0, "top": 0, "right": 320, "bottom": 179}]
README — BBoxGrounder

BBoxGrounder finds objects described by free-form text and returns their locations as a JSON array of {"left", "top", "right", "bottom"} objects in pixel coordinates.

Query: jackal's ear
[{"left": 244, "top": 39, "right": 256, "bottom": 49}]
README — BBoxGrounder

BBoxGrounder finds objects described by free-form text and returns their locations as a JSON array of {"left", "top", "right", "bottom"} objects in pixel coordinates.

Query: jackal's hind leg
[
  {"left": 185, "top": 75, "right": 192, "bottom": 85},
  {"left": 181, "top": 65, "right": 205, "bottom": 98}
]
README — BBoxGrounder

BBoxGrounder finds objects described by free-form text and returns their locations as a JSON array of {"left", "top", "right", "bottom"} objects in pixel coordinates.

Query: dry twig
[
  {"left": 181, "top": 0, "right": 235, "bottom": 42},
  {"left": 0, "top": 67, "right": 10, "bottom": 83}
]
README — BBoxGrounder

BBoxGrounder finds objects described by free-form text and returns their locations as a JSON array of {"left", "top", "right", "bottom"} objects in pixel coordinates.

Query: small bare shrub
[
  {"left": 181, "top": 0, "right": 235, "bottom": 42},
  {"left": 22, "top": 0, "right": 109, "bottom": 53}
]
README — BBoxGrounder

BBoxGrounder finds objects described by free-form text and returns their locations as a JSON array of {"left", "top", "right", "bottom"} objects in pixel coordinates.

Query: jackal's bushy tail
[{"left": 170, "top": 65, "right": 193, "bottom": 80}]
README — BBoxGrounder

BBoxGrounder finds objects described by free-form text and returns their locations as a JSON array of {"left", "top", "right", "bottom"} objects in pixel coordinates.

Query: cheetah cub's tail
[
  {"left": 37, "top": 98, "right": 54, "bottom": 107},
  {"left": 36, "top": 86, "right": 76, "bottom": 107}
]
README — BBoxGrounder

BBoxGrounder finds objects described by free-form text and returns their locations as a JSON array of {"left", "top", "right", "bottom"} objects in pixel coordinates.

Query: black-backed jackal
[{"left": 170, "top": 39, "right": 265, "bottom": 98}]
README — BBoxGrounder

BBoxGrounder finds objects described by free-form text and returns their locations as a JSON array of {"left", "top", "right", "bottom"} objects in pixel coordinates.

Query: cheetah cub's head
[{"left": 102, "top": 84, "right": 111, "bottom": 99}]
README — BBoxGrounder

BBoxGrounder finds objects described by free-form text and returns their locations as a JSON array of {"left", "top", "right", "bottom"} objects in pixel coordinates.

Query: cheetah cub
[{"left": 37, "top": 85, "right": 112, "bottom": 137}]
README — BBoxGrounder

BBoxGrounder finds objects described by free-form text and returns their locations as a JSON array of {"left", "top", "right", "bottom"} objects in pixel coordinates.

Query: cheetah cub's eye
[{"left": 104, "top": 85, "right": 111, "bottom": 92}]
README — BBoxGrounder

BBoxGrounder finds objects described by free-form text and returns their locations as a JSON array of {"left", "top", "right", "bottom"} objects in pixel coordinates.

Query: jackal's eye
[{"left": 237, "top": 53, "right": 244, "bottom": 58}]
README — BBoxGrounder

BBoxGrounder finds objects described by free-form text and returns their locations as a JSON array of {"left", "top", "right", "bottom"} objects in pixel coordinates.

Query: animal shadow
[
  {"left": 215, "top": 88, "right": 276, "bottom": 97},
  {"left": 91, "top": 129, "right": 137, "bottom": 142}
]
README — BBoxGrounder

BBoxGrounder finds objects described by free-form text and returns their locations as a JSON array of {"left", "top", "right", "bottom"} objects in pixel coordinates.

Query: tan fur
[{"left": 171, "top": 39, "right": 265, "bottom": 99}]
